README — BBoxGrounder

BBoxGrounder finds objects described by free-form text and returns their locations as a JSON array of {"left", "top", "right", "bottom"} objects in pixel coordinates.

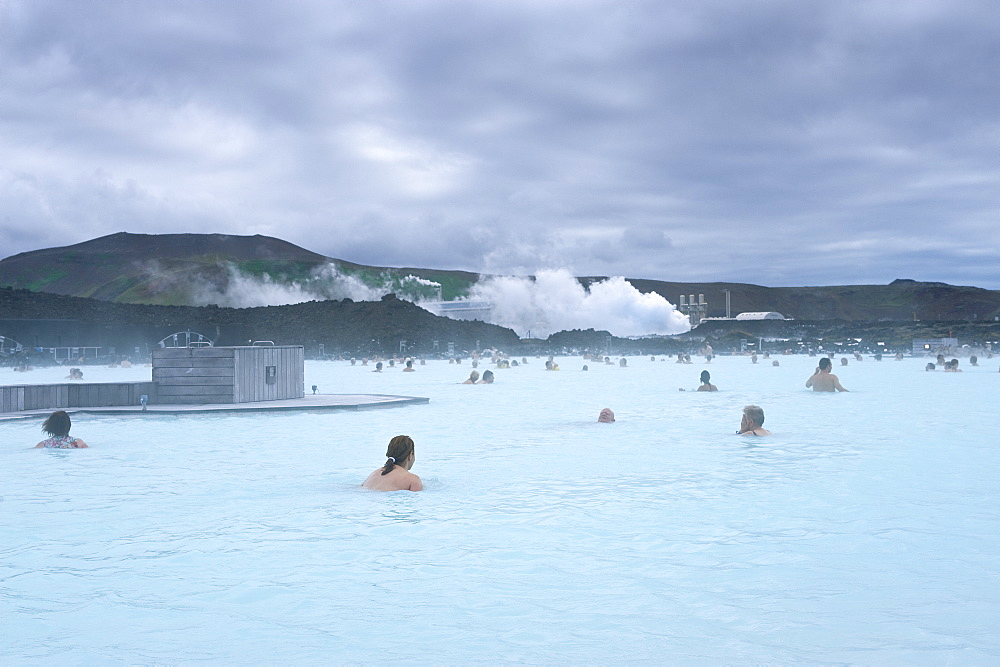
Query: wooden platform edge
[{"left": 0, "top": 394, "right": 429, "bottom": 420}]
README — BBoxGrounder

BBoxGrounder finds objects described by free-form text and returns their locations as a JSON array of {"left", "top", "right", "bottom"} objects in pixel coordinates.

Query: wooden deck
[{"left": 0, "top": 393, "right": 429, "bottom": 421}]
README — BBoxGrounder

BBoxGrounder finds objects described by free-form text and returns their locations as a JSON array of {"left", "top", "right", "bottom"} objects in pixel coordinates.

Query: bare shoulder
[
  {"left": 361, "top": 469, "right": 383, "bottom": 489},
  {"left": 407, "top": 472, "right": 423, "bottom": 491},
  {"left": 73, "top": 438, "right": 89, "bottom": 448}
]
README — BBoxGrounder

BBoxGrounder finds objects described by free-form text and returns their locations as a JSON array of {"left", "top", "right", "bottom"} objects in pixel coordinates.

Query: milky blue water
[{"left": 1, "top": 355, "right": 998, "bottom": 663}]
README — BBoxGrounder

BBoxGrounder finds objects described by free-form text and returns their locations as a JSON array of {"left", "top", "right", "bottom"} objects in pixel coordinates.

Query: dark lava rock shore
[
  {"left": 3, "top": 286, "right": 999, "bottom": 366},
  {"left": 0, "top": 287, "right": 519, "bottom": 360}
]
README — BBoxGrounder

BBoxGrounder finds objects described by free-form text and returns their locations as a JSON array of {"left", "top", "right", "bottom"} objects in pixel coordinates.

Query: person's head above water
[
  {"left": 381, "top": 435, "right": 415, "bottom": 475},
  {"left": 598, "top": 408, "right": 615, "bottom": 423},
  {"left": 743, "top": 404, "right": 765, "bottom": 426},
  {"left": 700, "top": 370, "right": 711, "bottom": 384},
  {"left": 818, "top": 357, "right": 832, "bottom": 371},
  {"left": 481, "top": 370, "right": 494, "bottom": 383},
  {"left": 42, "top": 410, "right": 72, "bottom": 437},
  {"left": 738, "top": 404, "right": 771, "bottom": 435}
]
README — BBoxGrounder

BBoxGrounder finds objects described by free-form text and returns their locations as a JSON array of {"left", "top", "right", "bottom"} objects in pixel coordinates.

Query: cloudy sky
[{"left": 2, "top": 0, "right": 998, "bottom": 288}]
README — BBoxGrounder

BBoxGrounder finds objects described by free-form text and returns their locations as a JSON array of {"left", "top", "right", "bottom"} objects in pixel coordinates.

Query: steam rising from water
[
  {"left": 464, "top": 269, "right": 690, "bottom": 338},
  {"left": 188, "top": 264, "right": 387, "bottom": 307},
  {"left": 155, "top": 262, "right": 688, "bottom": 338}
]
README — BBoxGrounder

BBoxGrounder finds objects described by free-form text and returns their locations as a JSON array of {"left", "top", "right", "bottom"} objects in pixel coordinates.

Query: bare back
[
  {"left": 806, "top": 369, "right": 848, "bottom": 392},
  {"left": 363, "top": 467, "right": 423, "bottom": 492}
]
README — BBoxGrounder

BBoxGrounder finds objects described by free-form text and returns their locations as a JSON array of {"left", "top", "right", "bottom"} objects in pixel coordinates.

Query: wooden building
[{"left": 152, "top": 346, "right": 304, "bottom": 405}]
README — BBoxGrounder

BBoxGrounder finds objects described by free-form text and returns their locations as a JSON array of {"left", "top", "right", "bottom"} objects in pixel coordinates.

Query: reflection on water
[{"left": 1, "top": 355, "right": 999, "bottom": 662}]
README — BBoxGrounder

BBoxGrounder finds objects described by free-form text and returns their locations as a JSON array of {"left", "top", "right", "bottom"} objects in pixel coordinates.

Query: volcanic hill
[{"left": 2, "top": 232, "right": 999, "bottom": 323}]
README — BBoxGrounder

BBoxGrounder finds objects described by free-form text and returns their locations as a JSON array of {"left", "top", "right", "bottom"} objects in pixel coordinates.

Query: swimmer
[
  {"left": 840, "top": 357, "right": 849, "bottom": 366},
  {"left": 696, "top": 370, "right": 717, "bottom": 392},
  {"left": 806, "top": 358, "right": 848, "bottom": 392},
  {"left": 403, "top": 359, "right": 415, "bottom": 372},
  {"left": 362, "top": 435, "right": 422, "bottom": 492},
  {"left": 772, "top": 360, "right": 780, "bottom": 367},
  {"left": 35, "top": 411, "right": 88, "bottom": 449},
  {"left": 598, "top": 408, "right": 615, "bottom": 423},
  {"left": 582, "top": 364, "right": 589, "bottom": 371},
  {"left": 926, "top": 363, "right": 936, "bottom": 371},
  {"left": 462, "top": 370, "right": 480, "bottom": 384},
  {"left": 619, "top": 358, "right": 627, "bottom": 367},
  {"left": 374, "top": 362, "right": 383, "bottom": 372},
  {"left": 479, "top": 370, "right": 494, "bottom": 384},
  {"left": 970, "top": 355, "right": 978, "bottom": 366},
  {"left": 751, "top": 353, "right": 758, "bottom": 364},
  {"left": 736, "top": 404, "right": 771, "bottom": 436},
  {"left": 944, "top": 359, "right": 962, "bottom": 372}
]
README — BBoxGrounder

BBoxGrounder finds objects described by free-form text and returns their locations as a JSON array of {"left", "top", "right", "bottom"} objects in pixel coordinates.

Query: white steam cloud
[
  {"left": 143, "top": 261, "right": 440, "bottom": 308},
  {"left": 458, "top": 269, "right": 691, "bottom": 338},
  {"left": 189, "top": 264, "right": 387, "bottom": 307},
  {"left": 142, "top": 260, "right": 688, "bottom": 337}
]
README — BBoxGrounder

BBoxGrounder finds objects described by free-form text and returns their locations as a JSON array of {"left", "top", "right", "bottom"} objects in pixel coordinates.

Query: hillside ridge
[{"left": 2, "top": 232, "right": 998, "bottom": 322}]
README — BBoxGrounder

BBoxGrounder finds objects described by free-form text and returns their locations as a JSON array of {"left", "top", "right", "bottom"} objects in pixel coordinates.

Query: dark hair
[
  {"left": 381, "top": 435, "right": 414, "bottom": 476},
  {"left": 700, "top": 370, "right": 711, "bottom": 384},
  {"left": 42, "top": 410, "right": 72, "bottom": 437},
  {"left": 819, "top": 357, "right": 832, "bottom": 370}
]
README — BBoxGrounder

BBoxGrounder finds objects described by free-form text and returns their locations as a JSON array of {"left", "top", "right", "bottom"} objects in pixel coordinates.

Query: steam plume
[{"left": 460, "top": 269, "right": 690, "bottom": 338}]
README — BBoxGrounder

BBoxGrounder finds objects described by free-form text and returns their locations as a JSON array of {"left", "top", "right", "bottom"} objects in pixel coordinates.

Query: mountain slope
[
  {"left": 0, "top": 232, "right": 479, "bottom": 304},
  {"left": 2, "top": 232, "right": 999, "bottom": 321}
]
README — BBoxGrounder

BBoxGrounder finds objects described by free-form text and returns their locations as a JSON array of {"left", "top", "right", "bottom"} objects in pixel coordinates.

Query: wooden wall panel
[
  {"left": 0, "top": 382, "right": 156, "bottom": 413},
  {"left": 231, "top": 346, "right": 303, "bottom": 403}
]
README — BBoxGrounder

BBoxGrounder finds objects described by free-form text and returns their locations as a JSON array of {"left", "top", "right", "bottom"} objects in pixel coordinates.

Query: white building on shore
[{"left": 700, "top": 311, "right": 787, "bottom": 324}]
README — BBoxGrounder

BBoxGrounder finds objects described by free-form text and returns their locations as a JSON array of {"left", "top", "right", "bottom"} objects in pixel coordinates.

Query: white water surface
[{"left": 1, "top": 355, "right": 998, "bottom": 663}]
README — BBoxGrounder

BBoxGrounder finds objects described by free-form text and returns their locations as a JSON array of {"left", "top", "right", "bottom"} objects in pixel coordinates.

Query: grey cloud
[{"left": 1, "top": 0, "right": 999, "bottom": 288}]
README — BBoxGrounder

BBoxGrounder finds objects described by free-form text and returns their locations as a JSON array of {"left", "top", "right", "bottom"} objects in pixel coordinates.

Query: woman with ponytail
[{"left": 362, "top": 435, "right": 423, "bottom": 491}]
